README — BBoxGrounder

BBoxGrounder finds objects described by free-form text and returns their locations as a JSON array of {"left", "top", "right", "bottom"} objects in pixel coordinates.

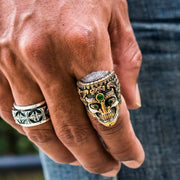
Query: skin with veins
[
  {"left": 0, "top": 0, "right": 144, "bottom": 174},
  {"left": 0, "top": 0, "right": 34, "bottom": 45},
  {"left": 0, "top": 0, "right": 113, "bottom": 80}
]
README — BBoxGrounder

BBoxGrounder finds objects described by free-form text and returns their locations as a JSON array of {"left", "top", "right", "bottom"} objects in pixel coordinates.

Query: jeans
[{"left": 40, "top": 0, "right": 180, "bottom": 179}]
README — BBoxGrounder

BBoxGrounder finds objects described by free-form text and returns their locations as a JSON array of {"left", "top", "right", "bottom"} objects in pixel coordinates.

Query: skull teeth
[{"left": 99, "top": 112, "right": 115, "bottom": 120}]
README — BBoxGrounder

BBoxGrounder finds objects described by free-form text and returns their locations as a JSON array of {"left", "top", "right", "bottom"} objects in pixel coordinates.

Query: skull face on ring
[
  {"left": 86, "top": 89, "right": 120, "bottom": 126},
  {"left": 77, "top": 71, "right": 121, "bottom": 127}
]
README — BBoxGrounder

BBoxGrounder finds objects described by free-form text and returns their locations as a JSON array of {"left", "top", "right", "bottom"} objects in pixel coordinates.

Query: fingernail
[{"left": 136, "top": 84, "right": 141, "bottom": 108}]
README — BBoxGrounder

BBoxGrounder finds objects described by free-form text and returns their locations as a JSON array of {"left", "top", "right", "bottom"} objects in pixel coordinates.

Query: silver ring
[
  {"left": 77, "top": 71, "right": 121, "bottom": 127},
  {"left": 12, "top": 100, "right": 50, "bottom": 127}
]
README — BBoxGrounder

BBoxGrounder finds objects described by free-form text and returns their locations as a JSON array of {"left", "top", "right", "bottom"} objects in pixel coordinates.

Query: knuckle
[
  {"left": 83, "top": 151, "right": 113, "bottom": 174},
  {"left": 115, "top": 30, "right": 143, "bottom": 71},
  {"left": 120, "top": 30, "right": 143, "bottom": 69},
  {"left": 0, "top": 48, "right": 17, "bottom": 69},
  {"left": 19, "top": 32, "right": 51, "bottom": 61},
  {"left": 123, "top": 45, "right": 142, "bottom": 70},
  {"left": 131, "top": 50, "right": 142, "bottom": 69},
  {"left": 65, "top": 25, "right": 96, "bottom": 49},
  {"left": 111, "top": 136, "right": 138, "bottom": 161},
  {"left": 18, "top": 31, "right": 56, "bottom": 76},
  {"left": 113, "top": 143, "right": 145, "bottom": 168},
  {"left": 85, "top": 163, "right": 109, "bottom": 174},
  {"left": 112, "top": 147, "right": 133, "bottom": 161},
  {"left": 56, "top": 124, "right": 89, "bottom": 146},
  {"left": 25, "top": 128, "right": 54, "bottom": 144}
]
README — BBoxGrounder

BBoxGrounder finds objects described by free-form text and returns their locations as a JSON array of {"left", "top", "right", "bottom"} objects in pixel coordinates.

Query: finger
[
  {"left": 77, "top": 70, "right": 144, "bottom": 168},
  {"left": 70, "top": 160, "right": 81, "bottom": 166},
  {"left": 102, "top": 162, "right": 121, "bottom": 177},
  {"left": 91, "top": 96, "right": 145, "bottom": 168},
  {"left": 109, "top": 0, "right": 142, "bottom": 109},
  {"left": 0, "top": 70, "right": 25, "bottom": 134},
  {"left": 18, "top": 26, "right": 120, "bottom": 175},
  {"left": 0, "top": 47, "right": 76, "bottom": 164},
  {"left": 65, "top": 20, "right": 144, "bottom": 168},
  {"left": 40, "top": 75, "right": 120, "bottom": 175}
]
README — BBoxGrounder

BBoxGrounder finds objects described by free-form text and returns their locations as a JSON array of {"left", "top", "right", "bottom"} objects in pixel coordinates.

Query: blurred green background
[
  {"left": 0, "top": 118, "right": 37, "bottom": 156},
  {"left": 0, "top": 118, "right": 44, "bottom": 180}
]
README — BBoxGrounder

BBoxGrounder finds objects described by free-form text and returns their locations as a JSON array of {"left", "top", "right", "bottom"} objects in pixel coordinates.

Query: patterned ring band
[
  {"left": 77, "top": 71, "right": 121, "bottom": 127},
  {"left": 12, "top": 100, "right": 50, "bottom": 127}
]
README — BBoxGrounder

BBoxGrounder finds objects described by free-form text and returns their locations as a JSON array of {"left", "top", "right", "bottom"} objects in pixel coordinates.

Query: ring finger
[
  {"left": 77, "top": 70, "right": 144, "bottom": 168},
  {"left": 0, "top": 47, "right": 76, "bottom": 163}
]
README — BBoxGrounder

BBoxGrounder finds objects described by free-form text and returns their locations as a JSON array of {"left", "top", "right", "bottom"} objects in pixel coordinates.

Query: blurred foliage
[
  {"left": 0, "top": 118, "right": 37, "bottom": 155},
  {"left": 0, "top": 172, "right": 44, "bottom": 180}
]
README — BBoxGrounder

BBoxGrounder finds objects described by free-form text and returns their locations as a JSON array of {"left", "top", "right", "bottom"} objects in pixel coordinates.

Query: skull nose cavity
[{"left": 100, "top": 102, "right": 109, "bottom": 114}]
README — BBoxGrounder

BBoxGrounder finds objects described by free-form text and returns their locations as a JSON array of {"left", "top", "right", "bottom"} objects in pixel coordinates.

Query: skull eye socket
[
  {"left": 106, "top": 97, "right": 116, "bottom": 106},
  {"left": 90, "top": 103, "right": 100, "bottom": 110}
]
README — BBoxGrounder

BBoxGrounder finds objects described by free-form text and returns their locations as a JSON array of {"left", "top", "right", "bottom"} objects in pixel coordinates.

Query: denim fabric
[
  {"left": 40, "top": 0, "right": 180, "bottom": 179},
  {"left": 39, "top": 151, "right": 117, "bottom": 180},
  {"left": 128, "top": 0, "right": 180, "bottom": 22}
]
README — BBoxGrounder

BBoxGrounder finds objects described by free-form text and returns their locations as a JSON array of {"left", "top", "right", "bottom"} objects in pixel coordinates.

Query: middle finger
[{"left": 0, "top": 47, "right": 76, "bottom": 163}]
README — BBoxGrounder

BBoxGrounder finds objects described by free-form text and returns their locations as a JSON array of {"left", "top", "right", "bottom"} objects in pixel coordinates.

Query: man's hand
[{"left": 0, "top": 0, "right": 144, "bottom": 176}]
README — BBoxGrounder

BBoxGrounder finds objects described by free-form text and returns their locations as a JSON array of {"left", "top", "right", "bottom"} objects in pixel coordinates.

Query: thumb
[{"left": 109, "top": 0, "right": 142, "bottom": 109}]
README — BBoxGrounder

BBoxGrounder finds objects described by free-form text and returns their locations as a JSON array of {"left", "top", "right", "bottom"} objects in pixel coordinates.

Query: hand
[{"left": 0, "top": 0, "right": 144, "bottom": 176}]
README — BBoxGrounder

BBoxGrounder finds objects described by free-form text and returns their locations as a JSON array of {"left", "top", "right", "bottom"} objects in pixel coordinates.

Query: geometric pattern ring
[{"left": 12, "top": 100, "right": 50, "bottom": 127}]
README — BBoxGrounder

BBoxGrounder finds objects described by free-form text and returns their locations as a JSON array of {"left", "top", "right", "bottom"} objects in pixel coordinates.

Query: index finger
[{"left": 109, "top": 0, "right": 142, "bottom": 109}]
